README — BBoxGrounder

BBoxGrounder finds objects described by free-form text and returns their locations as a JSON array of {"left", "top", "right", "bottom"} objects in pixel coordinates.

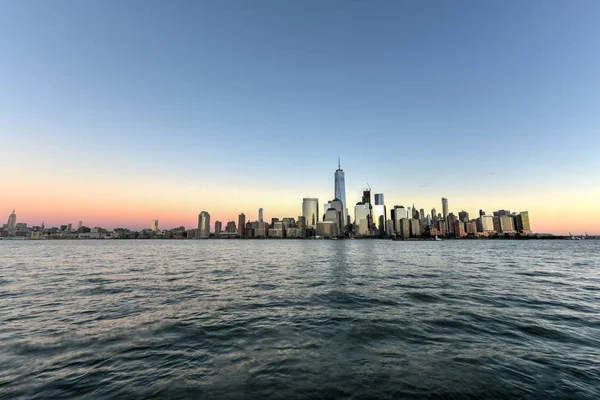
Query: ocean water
[{"left": 1, "top": 239, "right": 599, "bottom": 399}]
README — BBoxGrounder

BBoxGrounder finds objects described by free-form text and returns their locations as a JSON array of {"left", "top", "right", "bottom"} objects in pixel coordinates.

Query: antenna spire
[{"left": 338, "top": 154, "right": 341, "bottom": 169}]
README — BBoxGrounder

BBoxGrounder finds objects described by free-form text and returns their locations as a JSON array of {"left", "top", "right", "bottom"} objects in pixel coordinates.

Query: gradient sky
[{"left": 1, "top": 0, "right": 599, "bottom": 234}]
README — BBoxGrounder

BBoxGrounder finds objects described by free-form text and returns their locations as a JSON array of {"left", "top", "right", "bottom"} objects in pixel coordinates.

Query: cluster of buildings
[
  {"left": 191, "top": 159, "right": 534, "bottom": 240},
  {"left": 1, "top": 159, "right": 539, "bottom": 240}
]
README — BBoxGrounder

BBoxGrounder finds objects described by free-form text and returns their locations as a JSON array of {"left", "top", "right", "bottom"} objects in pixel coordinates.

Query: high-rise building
[
  {"left": 412, "top": 204, "right": 420, "bottom": 220},
  {"left": 328, "top": 199, "right": 344, "bottom": 233},
  {"left": 151, "top": 220, "right": 159, "bottom": 232},
  {"left": 442, "top": 198, "right": 449, "bottom": 221},
  {"left": 419, "top": 209, "right": 425, "bottom": 220},
  {"left": 354, "top": 203, "right": 371, "bottom": 235},
  {"left": 334, "top": 156, "right": 347, "bottom": 227},
  {"left": 302, "top": 198, "right": 319, "bottom": 229},
  {"left": 458, "top": 211, "right": 469, "bottom": 223},
  {"left": 238, "top": 213, "right": 246, "bottom": 237},
  {"left": 214, "top": 221, "right": 222, "bottom": 237},
  {"left": 447, "top": 213, "right": 458, "bottom": 236},
  {"left": 258, "top": 208, "right": 264, "bottom": 223},
  {"left": 197, "top": 211, "right": 210, "bottom": 239},
  {"left": 373, "top": 193, "right": 386, "bottom": 237},
  {"left": 226, "top": 221, "right": 237, "bottom": 233},
  {"left": 499, "top": 215, "right": 515, "bottom": 233},
  {"left": 477, "top": 215, "right": 494, "bottom": 232},
  {"left": 373, "top": 204, "right": 387, "bottom": 236},
  {"left": 362, "top": 189, "right": 371, "bottom": 205},
  {"left": 323, "top": 209, "right": 341, "bottom": 237},
  {"left": 67, "top": 223, "right": 72, "bottom": 232},
  {"left": 297, "top": 216, "right": 306, "bottom": 228},
  {"left": 493, "top": 210, "right": 511, "bottom": 217},
  {"left": 7, "top": 208, "right": 16, "bottom": 231},
  {"left": 519, "top": 211, "right": 531, "bottom": 232},
  {"left": 78, "top": 221, "right": 83, "bottom": 230}
]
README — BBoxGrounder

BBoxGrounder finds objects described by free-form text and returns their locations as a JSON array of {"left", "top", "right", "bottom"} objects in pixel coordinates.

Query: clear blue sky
[{"left": 1, "top": 0, "right": 599, "bottom": 232}]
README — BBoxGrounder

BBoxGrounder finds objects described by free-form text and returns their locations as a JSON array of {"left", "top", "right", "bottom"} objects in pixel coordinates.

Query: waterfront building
[
  {"left": 151, "top": 220, "right": 158, "bottom": 232},
  {"left": 431, "top": 208, "right": 437, "bottom": 223},
  {"left": 238, "top": 213, "right": 246, "bottom": 237},
  {"left": 302, "top": 198, "right": 319, "bottom": 229},
  {"left": 214, "top": 221, "right": 222, "bottom": 237},
  {"left": 282, "top": 217, "right": 296, "bottom": 229},
  {"left": 7, "top": 208, "right": 16, "bottom": 231},
  {"left": 316, "top": 221, "right": 338, "bottom": 238},
  {"left": 410, "top": 219, "right": 420, "bottom": 237},
  {"left": 499, "top": 215, "right": 516, "bottom": 233},
  {"left": 477, "top": 215, "right": 494, "bottom": 232},
  {"left": 479, "top": 209, "right": 486, "bottom": 217},
  {"left": 297, "top": 216, "right": 306, "bottom": 228},
  {"left": 518, "top": 211, "right": 531, "bottom": 233},
  {"left": 374, "top": 193, "right": 384, "bottom": 206},
  {"left": 466, "top": 221, "right": 478, "bottom": 235},
  {"left": 78, "top": 221, "right": 83, "bottom": 231},
  {"left": 324, "top": 208, "right": 342, "bottom": 236},
  {"left": 67, "top": 223, "right": 72, "bottom": 232},
  {"left": 398, "top": 218, "right": 410, "bottom": 239},
  {"left": 328, "top": 198, "right": 344, "bottom": 233},
  {"left": 454, "top": 220, "right": 467, "bottom": 238},
  {"left": 354, "top": 203, "right": 371, "bottom": 236},
  {"left": 412, "top": 204, "right": 420, "bottom": 220},
  {"left": 419, "top": 209, "right": 425, "bottom": 220},
  {"left": 256, "top": 221, "right": 269, "bottom": 237},
  {"left": 493, "top": 210, "right": 511, "bottom": 217},
  {"left": 447, "top": 213, "right": 458, "bottom": 236},
  {"left": 442, "top": 198, "right": 449, "bottom": 221},
  {"left": 334, "top": 157, "right": 348, "bottom": 227},
  {"left": 386, "top": 219, "right": 394, "bottom": 237},
  {"left": 197, "top": 211, "right": 210, "bottom": 239},
  {"left": 458, "top": 211, "right": 469, "bottom": 223},
  {"left": 373, "top": 204, "right": 387, "bottom": 237},
  {"left": 226, "top": 221, "right": 237, "bottom": 233},
  {"left": 392, "top": 205, "right": 406, "bottom": 235},
  {"left": 286, "top": 227, "right": 306, "bottom": 238},
  {"left": 258, "top": 208, "right": 264, "bottom": 223},
  {"left": 436, "top": 220, "right": 446, "bottom": 237}
]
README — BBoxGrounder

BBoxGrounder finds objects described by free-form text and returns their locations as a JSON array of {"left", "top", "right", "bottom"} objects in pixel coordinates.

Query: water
[{"left": 1, "top": 240, "right": 599, "bottom": 399}]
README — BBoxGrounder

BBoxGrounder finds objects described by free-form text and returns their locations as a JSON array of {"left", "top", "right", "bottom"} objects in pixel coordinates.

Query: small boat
[{"left": 434, "top": 235, "right": 442, "bottom": 241}]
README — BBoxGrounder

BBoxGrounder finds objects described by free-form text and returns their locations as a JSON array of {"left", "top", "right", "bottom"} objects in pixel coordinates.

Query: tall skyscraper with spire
[{"left": 334, "top": 156, "right": 347, "bottom": 226}]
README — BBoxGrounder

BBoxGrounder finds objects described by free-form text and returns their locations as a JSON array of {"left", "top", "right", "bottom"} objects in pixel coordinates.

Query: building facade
[
  {"left": 198, "top": 211, "right": 210, "bottom": 239},
  {"left": 302, "top": 198, "right": 319, "bottom": 229}
]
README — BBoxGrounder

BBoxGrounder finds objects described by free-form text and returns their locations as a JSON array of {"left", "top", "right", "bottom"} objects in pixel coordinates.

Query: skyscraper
[
  {"left": 458, "top": 211, "right": 469, "bottom": 223},
  {"left": 354, "top": 203, "right": 371, "bottom": 235},
  {"left": 258, "top": 208, "right": 264, "bottom": 223},
  {"left": 198, "top": 211, "right": 210, "bottom": 239},
  {"left": 334, "top": 156, "right": 347, "bottom": 227},
  {"left": 7, "top": 208, "right": 16, "bottom": 230},
  {"left": 151, "top": 220, "right": 158, "bottom": 232},
  {"left": 302, "top": 198, "right": 319, "bottom": 229},
  {"left": 442, "top": 198, "right": 449, "bottom": 220},
  {"left": 238, "top": 213, "right": 246, "bottom": 237},
  {"left": 374, "top": 193, "right": 384, "bottom": 206},
  {"left": 214, "top": 221, "right": 222, "bottom": 237}
]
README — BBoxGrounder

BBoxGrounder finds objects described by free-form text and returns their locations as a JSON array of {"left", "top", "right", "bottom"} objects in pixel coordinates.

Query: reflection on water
[{"left": 1, "top": 240, "right": 599, "bottom": 398}]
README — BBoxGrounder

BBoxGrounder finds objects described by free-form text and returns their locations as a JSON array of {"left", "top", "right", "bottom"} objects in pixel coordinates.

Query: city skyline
[
  {"left": 2, "top": 158, "right": 595, "bottom": 236},
  {"left": 2, "top": 2, "right": 599, "bottom": 235}
]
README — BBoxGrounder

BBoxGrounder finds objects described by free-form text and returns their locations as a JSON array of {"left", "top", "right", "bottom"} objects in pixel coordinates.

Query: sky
[{"left": 1, "top": 0, "right": 599, "bottom": 234}]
